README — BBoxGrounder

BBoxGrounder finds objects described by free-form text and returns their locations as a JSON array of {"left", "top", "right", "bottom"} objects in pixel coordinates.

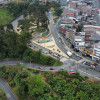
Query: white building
[
  {"left": 73, "top": 35, "right": 85, "bottom": 50},
  {"left": 92, "top": 42, "right": 100, "bottom": 62}
]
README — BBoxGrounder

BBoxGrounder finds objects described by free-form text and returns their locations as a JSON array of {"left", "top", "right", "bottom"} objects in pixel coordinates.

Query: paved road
[
  {"left": 0, "top": 59, "right": 100, "bottom": 80},
  {"left": 0, "top": 79, "right": 17, "bottom": 100}
]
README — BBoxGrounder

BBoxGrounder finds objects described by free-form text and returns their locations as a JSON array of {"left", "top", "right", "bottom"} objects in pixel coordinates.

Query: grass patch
[
  {"left": 53, "top": 12, "right": 56, "bottom": 16},
  {"left": 35, "top": 27, "right": 45, "bottom": 33},
  {"left": 42, "top": 31, "right": 49, "bottom": 37},
  {"left": 54, "top": 18, "right": 58, "bottom": 23},
  {"left": 27, "top": 68, "right": 40, "bottom": 74},
  {"left": 0, "top": 8, "right": 14, "bottom": 25},
  {"left": 55, "top": 60, "right": 63, "bottom": 66}
]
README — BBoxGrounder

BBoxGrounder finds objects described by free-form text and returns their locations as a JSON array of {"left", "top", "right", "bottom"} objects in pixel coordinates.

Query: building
[
  {"left": 60, "top": 0, "right": 67, "bottom": 6},
  {"left": 61, "top": 17, "right": 74, "bottom": 27},
  {"left": 83, "top": 25, "right": 100, "bottom": 33},
  {"left": 72, "top": 35, "right": 85, "bottom": 50},
  {"left": 66, "top": 8, "right": 78, "bottom": 18},
  {"left": 92, "top": 42, "right": 100, "bottom": 62},
  {"left": 69, "top": 1, "right": 78, "bottom": 9}
]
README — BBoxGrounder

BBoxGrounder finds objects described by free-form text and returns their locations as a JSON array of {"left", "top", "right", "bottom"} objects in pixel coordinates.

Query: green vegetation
[
  {"left": 28, "top": 1, "right": 49, "bottom": 31},
  {"left": 0, "top": 65, "right": 100, "bottom": 100},
  {"left": 46, "top": 1, "right": 63, "bottom": 17},
  {"left": 7, "top": 2, "right": 29, "bottom": 17},
  {"left": 0, "top": 65, "right": 51, "bottom": 100},
  {"left": 76, "top": 25, "right": 82, "bottom": 32},
  {"left": 0, "top": 2, "right": 29, "bottom": 25},
  {"left": 18, "top": 18, "right": 35, "bottom": 31},
  {"left": 54, "top": 17, "right": 58, "bottom": 23},
  {"left": 44, "top": 71, "right": 100, "bottom": 100},
  {"left": 0, "top": 28, "right": 62, "bottom": 66},
  {"left": 0, "top": 8, "right": 14, "bottom": 25},
  {"left": 42, "top": 31, "right": 49, "bottom": 37},
  {"left": 0, "top": 88, "right": 7, "bottom": 100}
]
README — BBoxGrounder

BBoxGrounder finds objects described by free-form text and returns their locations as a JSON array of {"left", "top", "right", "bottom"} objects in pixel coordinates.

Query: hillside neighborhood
[{"left": 0, "top": 0, "right": 100, "bottom": 100}]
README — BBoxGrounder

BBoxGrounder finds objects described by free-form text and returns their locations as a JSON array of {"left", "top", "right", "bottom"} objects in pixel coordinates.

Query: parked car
[
  {"left": 53, "top": 53, "right": 58, "bottom": 57},
  {"left": 83, "top": 61, "right": 91, "bottom": 66},
  {"left": 92, "top": 63, "right": 98, "bottom": 66},
  {"left": 85, "top": 62, "right": 91, "bottom": 66},
  {"left": 49, "top": 50, "right": 52, "bottom": 54},
  {"left": 50, "top": 68, "right": 54, "bottom": 70},
  {"left": 91, "top": 63, "right": 98, "bottom": 68},
  {"left": 43, "top": 50, "right": 48, "bottom": 54}
]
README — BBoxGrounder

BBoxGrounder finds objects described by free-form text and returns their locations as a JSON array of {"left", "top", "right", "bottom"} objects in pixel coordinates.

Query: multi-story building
[
  {"left": 83, "top": 25, "right": 100, "bottom": 33},
  {"left": 69, "top": 1, "right": 78, "bottom": 9},
  {"left": 59, "top": 0, "right": 67, "bottom": 6},
  {"left": 72, "top": 35, "right": 85, "bottom": 50},
  {"left": 66, "top": 8, "right": 78, "bottom": 18},
  {"left": 92, "top": 42, "right": 100, "bottom": 62}
]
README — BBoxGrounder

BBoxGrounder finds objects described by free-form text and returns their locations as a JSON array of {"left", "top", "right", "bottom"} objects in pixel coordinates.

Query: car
[
  {"left": 49, "top": 50, "right": 52, "bottom": 54},
  {"left": 60, "top": 68, "right": 65, "bottom": 70},
  {"left": 91, "top": 63, "right": 98, "bottom": 68},
  {"left": 53, "top": 53, "right": 58, "bottom": 57},
  {"left": 85, "top": 62, "right": 91, "bottom": 66},
  {"left": 38, "top": 67, "right": 43, "bottom": 70},
  {"left": 83, "top": 61, "right": 91, "bottom": 66},
  {"left": 82, "top": 61, "right": 91, "bottom": 66},
  {"left": 92, "top": 63, "right": 98, "bottom": 67},
  {"left": 50, "top": 68, "right": 54, "bottom": 70},
  {"left": 43, "top": 50, "right": 48, "bottom": 54}
]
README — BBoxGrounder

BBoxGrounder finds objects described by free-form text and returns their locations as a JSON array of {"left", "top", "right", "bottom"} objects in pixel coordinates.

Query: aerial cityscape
[{"left": 0, "top": 0, "right": 100, "bottom": 100}]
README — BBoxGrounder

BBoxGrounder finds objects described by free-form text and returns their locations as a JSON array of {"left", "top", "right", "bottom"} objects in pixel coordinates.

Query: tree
[
  {"left": 28, "top": 75, "right": 50, "bottom": 97},
  {"left": 76, "top": 90, "right": 89, "bottom": 100},
  {"left": 29, "top": 2, "right": 48, "bottom": 31},
  {"left": 7, "top": 23, "right": 13, "bottom": 30},
  {"left": 76, "top": 25, "right": 82, "bottom": 32},
  {"left": 55, "top": 8, "right": 63, "bottom": 16},
  {"left": 0, "top": 88, "right": 7, "bottom": 100}
]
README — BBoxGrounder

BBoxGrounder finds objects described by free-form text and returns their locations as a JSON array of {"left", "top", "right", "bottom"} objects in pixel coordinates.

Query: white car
[
  {"left": 60, "top": 68, "right": 65, "bottom": 70},
  {"left": 43, "top": 51, "right": 48, "bottom": 54}
]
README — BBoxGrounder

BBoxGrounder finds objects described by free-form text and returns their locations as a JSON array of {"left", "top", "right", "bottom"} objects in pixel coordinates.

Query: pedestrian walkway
[{"left": 32, "top": 37, "right": 69, "bottom": 58}]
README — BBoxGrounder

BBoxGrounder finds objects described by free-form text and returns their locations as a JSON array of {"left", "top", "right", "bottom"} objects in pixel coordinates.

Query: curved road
[
  {"left": 0, "top": 59, "right": 100, "bottom": 81},
  {"left": 0, "top": 79, "right": 17, "bottom": 100}
]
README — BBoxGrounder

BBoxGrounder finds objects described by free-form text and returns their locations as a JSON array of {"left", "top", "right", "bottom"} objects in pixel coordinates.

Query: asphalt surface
[
  {"left": 0, "top": 79, "right": 17, "bottom": 100},
  {"left": 0, "top": 59, "right": 100, "bottom": 81}
]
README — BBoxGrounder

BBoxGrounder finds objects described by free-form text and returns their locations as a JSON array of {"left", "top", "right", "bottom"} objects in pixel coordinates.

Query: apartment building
[
  {"left": 72, "top": 35, "right": 85, "bottom": 50},
  {"left": 66, "top": 8, "right": 78, "bottom": 18},
  {"left": 69, "top": 1, "right": 78, "bottom": 9},
  {"left": 83, "top": 25, "right": 100, "bottom": 33},
  {"left": 92, "top": 42, "right": 100, "bottom": 62}
]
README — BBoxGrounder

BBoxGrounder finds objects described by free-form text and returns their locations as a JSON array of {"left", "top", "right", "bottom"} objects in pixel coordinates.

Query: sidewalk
[{"left": 32, "top": 37, "right": 69, "bottom": 58}]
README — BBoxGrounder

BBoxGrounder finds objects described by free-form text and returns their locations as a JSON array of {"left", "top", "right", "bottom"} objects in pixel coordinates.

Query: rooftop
[{"left": 84, "top": 25, "right": 100, "bottom": 28}]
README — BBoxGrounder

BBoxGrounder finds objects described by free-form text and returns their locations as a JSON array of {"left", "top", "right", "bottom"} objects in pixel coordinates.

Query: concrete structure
[
  {"left": 60, "top": 0, "right": 67, "bottom": 6},
  {"left": 69, "top": 1, "right": 78, "bottom": 9},
  {"left": 73, "top": 35, "right": 85, "bottom": 50},
  {"left": 66, "top": 8, "right": 78, "bottom": 18},
  {"left": 61, "top": 17, "right": 74, "bottom": 27},
  {"left": 83, "top": 25, "right": 100, "bottom": 33},
  {"left": 92, "top": 42, "right": 100, "bottom": 62}
]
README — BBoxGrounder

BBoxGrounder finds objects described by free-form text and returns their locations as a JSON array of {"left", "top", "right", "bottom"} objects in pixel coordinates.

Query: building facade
[{"left": 92, "top": 42, "right": 100, "bottom": 62}]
